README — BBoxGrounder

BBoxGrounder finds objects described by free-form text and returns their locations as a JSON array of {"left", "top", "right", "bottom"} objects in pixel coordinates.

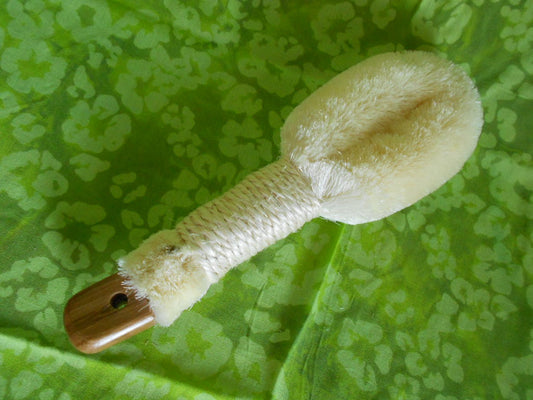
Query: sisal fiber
[{"left": 119, "top": 51, "right": 483, "bottom": 326}]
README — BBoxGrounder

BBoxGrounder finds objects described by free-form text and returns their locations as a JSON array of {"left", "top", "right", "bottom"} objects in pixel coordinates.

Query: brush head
[{"left": 281, "top": 51, "right": 483, "bottom": 224}]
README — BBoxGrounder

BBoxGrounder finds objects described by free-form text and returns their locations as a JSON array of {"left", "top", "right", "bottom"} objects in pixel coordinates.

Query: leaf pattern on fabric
[{"left": 0, "top": 1, "right": 532, "bottom": 399}]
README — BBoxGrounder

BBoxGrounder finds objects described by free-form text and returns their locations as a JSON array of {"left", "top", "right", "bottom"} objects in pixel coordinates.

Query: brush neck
[{"left": 176, "top": 157, "right": 321, "bottom": 280}]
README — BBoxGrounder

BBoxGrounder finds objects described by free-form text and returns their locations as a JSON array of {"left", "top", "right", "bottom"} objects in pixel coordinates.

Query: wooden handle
[{"left": 64, "top": 273, "right": 156, "bottom": 354}]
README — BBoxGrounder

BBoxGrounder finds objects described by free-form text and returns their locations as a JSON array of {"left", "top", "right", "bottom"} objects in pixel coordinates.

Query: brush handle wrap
[
  {"left": 118, "top": 157, "right": 321, "bottom": 327},
  {"left": 176, "top": 157, "right": 321, "bottom": 278}
]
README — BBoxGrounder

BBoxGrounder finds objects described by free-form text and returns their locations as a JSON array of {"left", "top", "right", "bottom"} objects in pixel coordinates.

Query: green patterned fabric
[{"left": 1, "top": 0, "right": 532, "bottom": 399}]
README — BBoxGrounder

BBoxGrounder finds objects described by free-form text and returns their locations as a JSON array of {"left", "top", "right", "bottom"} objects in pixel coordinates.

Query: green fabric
[{"left": 1, "top": 0, "right": 532, "bottom": 398}]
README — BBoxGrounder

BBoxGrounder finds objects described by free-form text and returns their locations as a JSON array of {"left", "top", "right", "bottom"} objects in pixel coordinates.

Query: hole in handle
[{"left": 110, "top": 293, "right": 128, "bottom": 310}]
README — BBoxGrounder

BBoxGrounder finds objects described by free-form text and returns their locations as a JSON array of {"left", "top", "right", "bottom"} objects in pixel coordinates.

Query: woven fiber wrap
[{"left": 119, "top": 158, "right": 321, "bottom": 325}]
